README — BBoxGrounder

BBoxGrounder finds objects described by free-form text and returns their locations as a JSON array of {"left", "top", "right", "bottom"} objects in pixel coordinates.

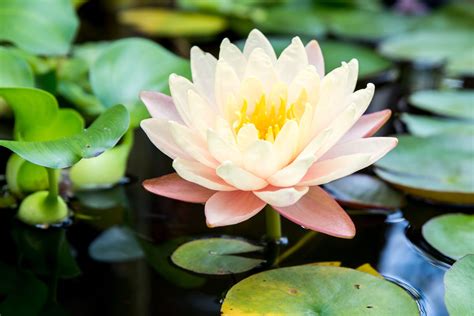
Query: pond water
[{"left": 1, "top": 130, "right": 463, "bottom": 316}]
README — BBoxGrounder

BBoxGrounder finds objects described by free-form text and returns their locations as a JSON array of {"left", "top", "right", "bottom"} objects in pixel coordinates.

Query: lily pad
[
  {"left": 444, "top": 254, "right": 474, "bottom": 316},
  {"left": 328, "top": 10, "right": 416, "bottom": 42},
  {"left": 401, "top": 113, "right": 474, "bottom": 137},
  {"left": 88, "top": 226, "right": 144, "bottom": 263},
  {"left": 408, "top": 90, "right": 474, "bottom": 120},
  {"left": 422, "top": 213, "right": 474, "bottom": 260},
  {"left": 0, "top": 48, "right": 34, "bottom": 87},
  {"left": 171, "top": 238, "right": 264, "bottom": 275},
  {"left": 90, "top": 38, "right": 190, "bottom": 127},
  {"left": 379, "top": 30, "right": 474, "bottom": 77},
  {"left": 221, "top": 265, "right": 419, "bottom": 315},
  {"left": 325, "top": 174, "right": 405, "bottom": 210},
  {"left": 374, "top": 135, "right": 474, "bottom": 204},
  {"left": 0, "top": 103, "right": 129, "bottom": 169},
  {"left": 0, "top": 0, "right": 79, "bottom": 55},
  {"left": 118, "top": 8, "right": 227, "bottom": 37}
]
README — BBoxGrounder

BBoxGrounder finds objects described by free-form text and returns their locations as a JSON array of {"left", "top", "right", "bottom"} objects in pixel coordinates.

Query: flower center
[{"left": 232, "top": 90, "right": 307, "bottom": 142}]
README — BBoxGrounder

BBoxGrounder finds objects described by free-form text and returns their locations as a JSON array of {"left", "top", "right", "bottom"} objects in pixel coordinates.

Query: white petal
[
  {"left": 267, "top": 155, "right": 315, "bottom": 187},
  {"left": 254, "top": 186, "right": 309, "bottom": 207},
  {"left": 239, "top": 77, "right": 264, "bottom": 114},
  {"left": 237, "top": 124, "right": 259, "bottom": 151},
  {"left": 273, "top": 120, "right": 299, "bottom": 168},
  {"left": 169, "top": 74, "right": 195, "bottom": 126},
  {"left": 216, "top": 161, "right": 268, "bottom": 191},
  {"left": 276, "top": 37, "right": 308, "bottom": 84},
  {"left": 305, "top": 39, "right": 325, "bottom": 78},
  {"left": 173, "top": 158, "right": 235, "bottom": 191},
  {"left": 188, "top": 89, "right": 216, "bottom": 138},
  {"left": 207, "top": 129, "right": 242, "bottom": 165},
  {"left": 215, "top": 60, "right": 241, "bottom": 115},
  {"left": 191, "top": 46, "right": 217, "bottom": 108},
  {"left": 169, "top": 121, "right": 218, "bottom": 168},
  {"left": 220, "top": 38, "right": 246, "bottom": 78},
  {"left": 243, "top": 29, "right": 277, "bottom": 63},
  {"left": 141, "top": 118, "right": 191, "bottom": 160},
  {"left": 288, "top": 65, "right": 320, "bottom": 106},
  {"left": 244, "top": 48, "right": 278, "bottom": 92},
  {"left": 140, "top": 91, "right": 183, "bottom": 123},
  {"left": 242, "top": 140, "right": 277, "bottom": 179}
]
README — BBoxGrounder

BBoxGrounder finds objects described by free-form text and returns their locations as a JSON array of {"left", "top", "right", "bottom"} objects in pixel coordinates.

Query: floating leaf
[
  {"left": 422, "top": 213, "right": 474, "bottom": 260},
  {"left": 171, "top": 238, "right": 264, "bottom": 275},
  {"left": 140, "top": 238, "right": 206, "bottom": 289},
  {"left": 401, "top": 113, "right": 474, "bottom": 137},
  {"left": 88, "top": 226, "right": 144, "bottom": 263},
  {"left": 0, "top": 103, "right": 129, "bottom": 169},
  {"left": 221, "top": 265, "right": 419, "bottom": 315},
  {"left": 374, "top": 135, "right": 474, "bottom": 204},
  {"left": 90, "top": 38, "right": 190, "bottom": 127},
  {"left": 379, "top": 30, "right": 474, "bottom": 77},
  {"left": 328, "top": 10, "right": 416, "bottom": 41},
  {"left": 253, "top": 8, "right": 326, "bottom": 37},
  {"left": 444, "top": 254, "right": 474, "bottom": 316},
  {"left": 0, "top": 48, "right": 34, "bottom": 88},
  {"left": 0, "top": 0, "right": 79, "bottom": 55},
  {"left": 118, "top": 8, "right": 227, "bottom": 37},
  {"left": 325, "top": 174, "right": 405, "bottom": 210},
  {"left": 408, "top": 90, "right": 474, "bottom": 120}
]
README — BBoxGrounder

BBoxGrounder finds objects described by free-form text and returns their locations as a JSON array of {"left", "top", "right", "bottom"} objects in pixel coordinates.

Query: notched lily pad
[
  {"left": 171, "top": 237, "right": 264, "bottom": 275},
  {"left": 221, "top": 265, "right": 419, "bottom": 315},
  {"left": 444, "top": 254, "right": 474, "bottom": 316},
  {"left": 374, "top": 135, "right": 474, "bottom": 205},
  {"left": 422, "top": 213, "right": 474, "bottom": 260},
  {"left": 325, "top": 174, "right": 405, "bottom": 210}
]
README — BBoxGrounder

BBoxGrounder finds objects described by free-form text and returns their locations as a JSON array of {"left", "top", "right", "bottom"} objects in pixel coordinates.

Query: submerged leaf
[
  {"left": 221, "top": 265, "right": 418, "bottom": 315},
  {"left": 171, "top": 238, "right": 264, "bottom": 275},
  {"left": 422, "top": 213, "right": 474, "bottom": 260}
]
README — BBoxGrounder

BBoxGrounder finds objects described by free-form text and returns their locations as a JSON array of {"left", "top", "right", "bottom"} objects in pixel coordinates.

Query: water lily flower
[{"left": 141, "top": 29, "right": 397, "bottom": 238}]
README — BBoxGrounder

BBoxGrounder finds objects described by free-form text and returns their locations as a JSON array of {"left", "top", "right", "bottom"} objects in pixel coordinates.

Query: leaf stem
[
  {"left": 265, "top": 205, "right": 282, "bottom": 242},
  {"left": 46, "top": 168, "right": 58, "bottom": 202}
]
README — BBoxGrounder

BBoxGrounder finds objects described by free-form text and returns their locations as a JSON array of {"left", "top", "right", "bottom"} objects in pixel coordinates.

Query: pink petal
[
  {"left": 319, "top": 137, "right": 398, "bottom": 161},
  {"left": 143, "top": 173, "right": 215, "bottom": 203},
  {"left": 273, "top": 186, "right": 355, "bottom": 238},
  {"left": 205, "top": 191, "right": 266, "bottom": 227},
  {"left": 339, "top": 110, "right": 392, "bottom": 144},
  {"left": 140, "top": 91, "right": 183, "bottom": 123},
  {"left": 305, "top": 40, "right": 325, "bottom": 78}
]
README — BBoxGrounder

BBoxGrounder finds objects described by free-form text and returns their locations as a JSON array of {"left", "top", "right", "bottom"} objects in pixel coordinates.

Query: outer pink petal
[
  {"left": 205, "top": 191, "right": 266, "bottom": 227},
  {"left": 273, "top": 186, "right": 355, "bottom": 238},
  {"left": 140, "top": 91, "right": 183, "bottom": 123},
  {"left": 338, "top": 110, "right": 392, "bottom": 144},
  {"left": 143, "top": 173, "right": 215, "bottom": 203},
  {"left": 305, "top": 40, "right": 325, "bottom": 78}
]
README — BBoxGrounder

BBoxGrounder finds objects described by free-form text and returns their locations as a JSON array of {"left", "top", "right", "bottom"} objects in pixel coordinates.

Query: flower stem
[
  {"left": 265, "top": 205, "right": 282, "bottom": 242},
  {"left": 276, "top": 231, "right": 318, "bottom": 265},
  {"left": 46, "top": 168, "right": 58, "bottom": 203}
]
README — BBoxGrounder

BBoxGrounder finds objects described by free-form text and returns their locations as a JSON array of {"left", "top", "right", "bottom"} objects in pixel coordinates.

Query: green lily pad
[
  {"left": 374, "top": 135, "right": 474, "bottom": 204},
  {"left": 408, "top": 90, "right": 474, "bottom": 120},
  {"left": 140, "top": 238, "right": 206, "bottom": 289},
  {"left": 328, "top": 10, "right": 416, "bottom": 42},
  {"left": 221, "top": 265, "right": 419, "bottom": 315},
  {"left": 118, "top": 8, "right": 227, "bottom": 37},
  {"left": 90, "top": 38, "right": 190, "bottom": 127},
  {"left": 171, "top": 238, "right": 264, "bottom": 275},
  {"left": 0, "top": 48, "right": 34, "bottom": 87},
  {"left": 253, "top": 8, "right": 326, "bottom": 37},
  {"left": 325, "top": 174, "right": 405, "bottom": 210},
  {"left": 73, "top": 41, "right": 112, "bottom": 68},
  {"left": 379, "top": 30, "right": 474, "bottom": 77},
  {"left": 444, "top": 254, "right": 474, "bottom": 316},
  {"left": 0, "top": 103, "right": 129, "bottom": 169},
  {"left": 401, "top": 113, "right": 474, "bottom": 137},
  {"left": 0, "top": 0, "right": 79, "bottom": 55},
  {"left": 88, "top": 226, "right": 144, "bottom": 263},
  {"left": 422, "top": 213, "right": 474, "bottom": 260}
]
